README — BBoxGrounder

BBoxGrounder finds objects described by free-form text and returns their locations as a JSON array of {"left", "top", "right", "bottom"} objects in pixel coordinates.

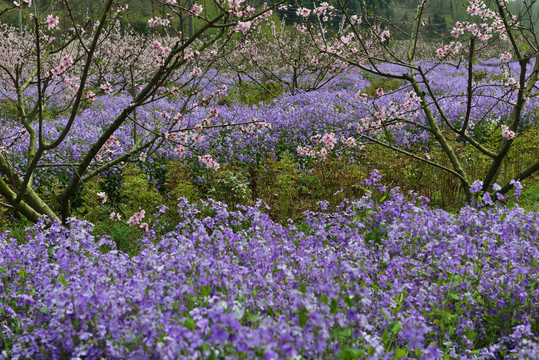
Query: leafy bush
[{"left": 208, "top": 165, "right": 252, "bottom": 207}]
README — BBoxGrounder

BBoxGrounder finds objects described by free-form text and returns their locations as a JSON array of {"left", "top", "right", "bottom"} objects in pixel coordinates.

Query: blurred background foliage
[{"left": 1, "top": 0, "right": 534, "bottom": 39}]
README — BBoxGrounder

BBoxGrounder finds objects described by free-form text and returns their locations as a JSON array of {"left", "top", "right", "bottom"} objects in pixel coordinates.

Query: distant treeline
[{"left": 0, "top": 0, "right": 536, "bottom": 39}]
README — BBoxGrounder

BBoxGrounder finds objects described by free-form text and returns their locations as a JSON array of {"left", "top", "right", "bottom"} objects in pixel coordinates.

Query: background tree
[
  {"left": 0, "top": 0, "right": 280, "bottom": 222},
  {"left": 302, "top": 0, "right": 539, "bottom": 202}
]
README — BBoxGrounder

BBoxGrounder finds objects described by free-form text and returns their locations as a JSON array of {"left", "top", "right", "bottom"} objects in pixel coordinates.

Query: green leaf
[
  {"left": 299, "top": 283, "right": 307, "bottom": 294},
  {"left": 320, "top": 294, "right": 328, "bottom": 305},
  {"left": 184, "top": 318, "right": 196, "bottom": 331},
  {"left": 39, "top": 307, "right": 49, "bottom": 313},
  {"left": 298, "top": 307, "right": 309, "bottom": 328},
  {"left": 390, "top": 321, "right": 403, "bottom": 335},
  {"left": 17, "top": 268, "right": 27, "bottom": 283},
  {"left": 464, "top": 326, "right": 476, "bottom": 343},
  {"left": 338, "top": 347, "right": 365, "bottom": 359},
  {"left": 381, "top": 329, "right": 390, "bottom": 345},
  {"left": 330, "top": 298, "right": 339, "bottom": 314},
  {"left": 201, "top": 285, "right": 211, "bottom": 297},
  {"left": 249, "top": 314, "right": 260, "bottom": 324},
  {"left": 58, "top": 275, "right": 68, "bottom": 286},
  {"left": 395, "top": 348, "right": 407, "bottom": 358}
]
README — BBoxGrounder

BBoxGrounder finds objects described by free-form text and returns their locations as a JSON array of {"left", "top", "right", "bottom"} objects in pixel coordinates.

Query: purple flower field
[
  {"left": 1, "top": 61, "right": 537, "bottom": 187},
  {"left": 1, "top": 63, "right": 539, "bottom": 358},
  {"left": 2, "top": 1, "right": 539, "bottom": 358},
  {"left": 1, "top": 177, "right": 538, "bottom": 359}
]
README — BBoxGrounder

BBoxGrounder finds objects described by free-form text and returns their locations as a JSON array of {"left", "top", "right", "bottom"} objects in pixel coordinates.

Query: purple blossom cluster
[{"left": 1, "top": 180, "right": 538, "bottom": 359}]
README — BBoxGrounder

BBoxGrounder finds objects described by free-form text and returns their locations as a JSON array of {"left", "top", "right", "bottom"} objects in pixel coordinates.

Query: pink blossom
[
  {"left": 100, "top": 82, "right": 112, "bottom": 94},
  {"left": 109, "top": 212, "right": 121, "bottom": 221},
  {"left": 374, "top": 108, "right": 386, "bottom": 118},
  {"left": 500, "top": 53, "right": 512, "bottom": 63},
  {"left": 355, "top": 92, "right": 368, "bottom": 101},
  {"left": 501, "top": 125, "right": 515, "bottom": 139},
  {"left": 189, "top": 67, "right": 202, "bottom": 77},
  {"left": 320, "top": 132, "right": 337, "bottom": 150},
  {"left": 178, "top": 132, "right": 188, "bottom": 144},
  {"left": 296, "top": 8, "right": 311, "bottom": 17},
  {"left": 87, "top": 91, "right": 97, "bottom": 101},
  {"left": 198, "top": 154, "right": 219, "bottom": 170},
  {"left": 228, "top": 0, "right": 245, "bottom": 11},
  {"left": 46, "top": 15, "right": 60, "bottom": 30},
  {"left": 506, "top": 77, "right": 519, "bottom": 90},
  {"left": 380, "top": 30, "right": 390, "bottom": 42},
  {"left": 260, "top": 10, "right": 272, "bottom": 19},
  {"left": 139, "top": 222, "right": 149, "bottom": 232},
  {"left": 191, "top": 4, "right": 203, "bottom": 17},
  {"left": 148, "top": 17, "right": 170, "bottom": 27},
  {"left": 184, "top": 52, "right": 196, "bottom": 62},
  {"left": 191, "top": 133, "right": 204, "bottom": 143},
  {"left": 360, "top": 117, "right": 371, "bottom": 129},
  {"left": 96, "top": 192, "right": 107, "bottom": 204},
  {"left": 127, "top": 209, "right": 146, "bottom": 226},
  {"left": 194, "top": 124, "right": 203, "bottom": 133},
  {"left": 175, "top": 145, "right": 186, "bottom": 155},
  {"left": 235, "top": 21, "right": 252, "bottom": 32},
  {"left": 343, "top": 137, "right": 357, "bottom": 148}
]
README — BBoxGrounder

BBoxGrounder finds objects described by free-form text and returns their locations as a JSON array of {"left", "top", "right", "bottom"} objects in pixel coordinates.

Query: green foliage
[
  {"left": 0, "top": 204, "right": 8, "bottom": 232},
  {"left": 208, "top": 165, "right": 252, "bottom": 207},
  {"left": 0, "top": 99, "right": 18, "bottom": 124},
  {"left": 218, "top": 80, "right": 285, "bottom": 106},
  {"left": 472, "top": 69, "right": 489, "bottom": 83},
  {"left": 92, "top": 219, "right": 143, "bottom": 256},
  {"left": 363, "top": 76, "right": 402, "bottom": 97},
  {"left": 74, "top": 177, "right": 106, "bottom": 224},
  {"left": 256, "top": 152, "right": 301, "bottom": 220},
  {"left": 302, "top": 156, "right": 367, "bottom": 208},
  {"left": 118, "top": 165, "right": 164, "bottom": 215},
  {"left": 165, "top": 160, "right": 201, "bottom": 203}
]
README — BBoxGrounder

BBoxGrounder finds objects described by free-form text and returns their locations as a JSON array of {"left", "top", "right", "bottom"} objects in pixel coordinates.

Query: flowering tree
[
  {"left": 219, "top": 7, "right": 349, "bottom": 94},
  {"left": 300, "top": 0, "right": 539, "bottom": 203},
  {"left": 0, "top": 0, "right": 278, "bottom": 222}
]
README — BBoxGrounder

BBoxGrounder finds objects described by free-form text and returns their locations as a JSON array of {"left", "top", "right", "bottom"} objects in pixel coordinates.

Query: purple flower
[
  {"left": 470, "top": 180, "right": 483, "bottom": 194},
  {"left": 510, "top": 179, "right": 523, "bottom": 199},
  {"left": 482, "top": 191, "right": 493, "bottom": 205}
]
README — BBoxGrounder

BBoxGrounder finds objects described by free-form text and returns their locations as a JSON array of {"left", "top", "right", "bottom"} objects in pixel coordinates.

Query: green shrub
[
  {"left": 92, "top": 220, "right": 143, "bottom": 256},
  {"left": 219, "top": 80, "right": 285, "bottom": 106},
  {"left": 256, "top": 152, "right": 301, "bottom": 220},
  {"left": 118, "top": 165, "right": 164, "bottom": 215},
  {"left": 472, "top": 69, "right": 489, "bottom": 82},
  {"left": 165, "top": 160, "right": 201, "bottom": 204},
  {"left": 363, "top": 77, "right": 402, "bottom": 97},
  {"left": 74, "top": 177, "right": 106, "bottom": 224},
  {"left": 208, "top": 165, "right": 252, "bottom": 207}
]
